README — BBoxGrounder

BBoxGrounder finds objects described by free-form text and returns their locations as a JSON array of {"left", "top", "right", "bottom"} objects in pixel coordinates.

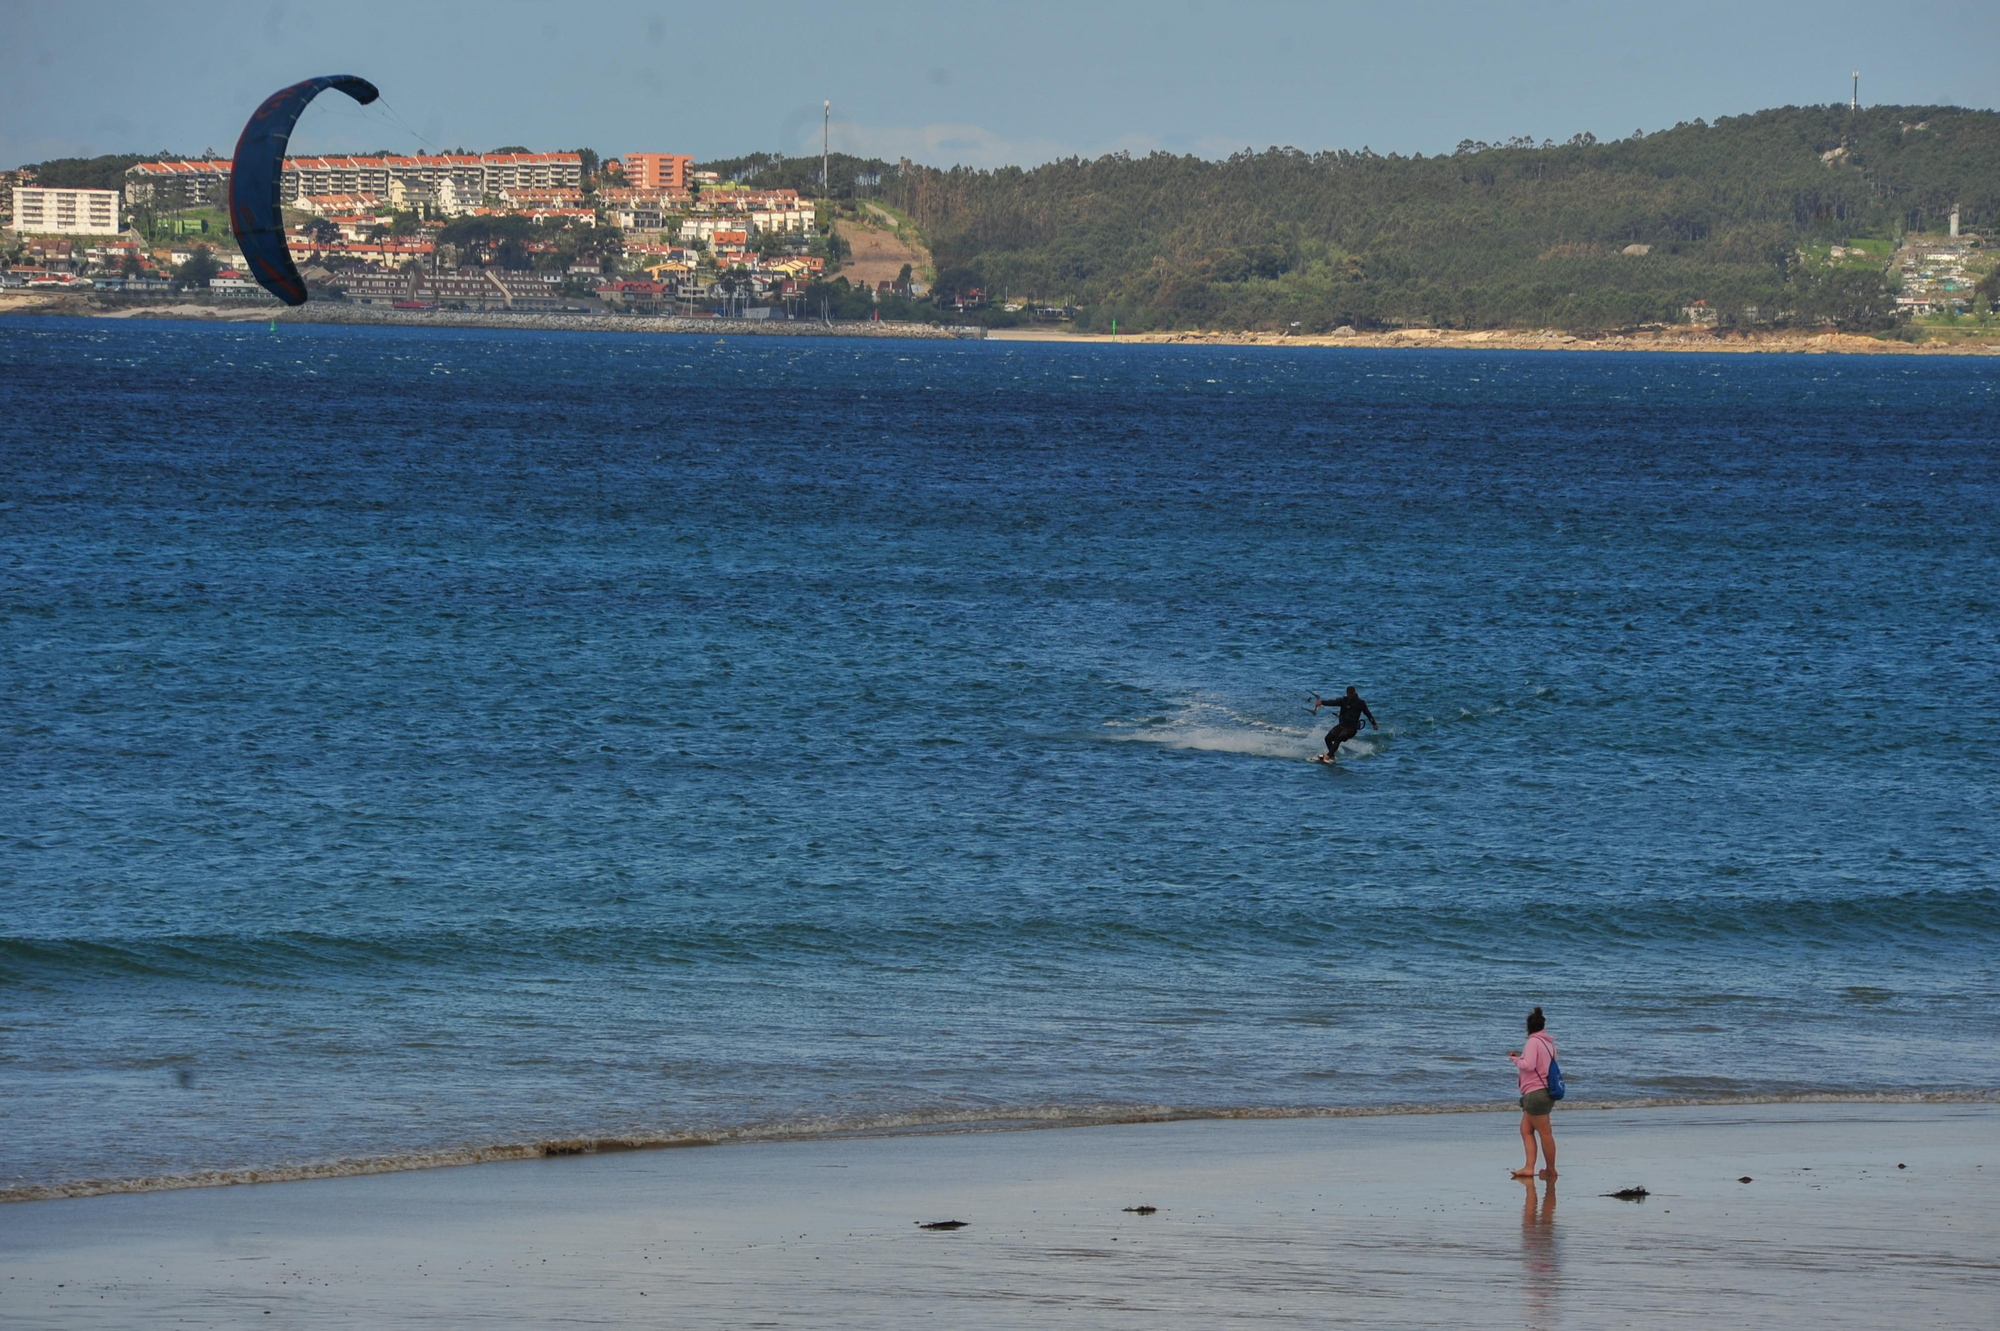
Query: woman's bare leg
[
  {"left": 1535, "top": 1116, "right": 1557, "bottom": 1178},
  {"left": 1511, "top": 1112, "right": 1539, "bottom": 1177}
]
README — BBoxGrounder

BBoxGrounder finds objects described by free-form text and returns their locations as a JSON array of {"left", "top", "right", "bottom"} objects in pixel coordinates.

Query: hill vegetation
[
  {"left": 717, "top": 106, "right": 1999, "bottom": 333},
  {"left": 18, "top": 153, "right": 153, "bottom": 192}
]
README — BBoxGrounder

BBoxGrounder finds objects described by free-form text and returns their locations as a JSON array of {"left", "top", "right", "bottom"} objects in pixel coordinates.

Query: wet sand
[{"left": 3, "top": 1103, "right": 1992, "bottom": 1328}]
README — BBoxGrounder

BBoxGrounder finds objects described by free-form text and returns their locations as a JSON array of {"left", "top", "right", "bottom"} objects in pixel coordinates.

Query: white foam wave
[
  {"left": 1121, "top": 724, "right": 1314, "bottom": 759},
  {"left": 1104, "top": 698, "right": 1330, "bottom": 761}
]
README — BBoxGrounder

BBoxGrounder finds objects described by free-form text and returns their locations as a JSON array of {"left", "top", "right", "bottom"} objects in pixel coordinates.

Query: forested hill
[{"left": 860, "top": 105, "right": 1998, "bottom": 332}]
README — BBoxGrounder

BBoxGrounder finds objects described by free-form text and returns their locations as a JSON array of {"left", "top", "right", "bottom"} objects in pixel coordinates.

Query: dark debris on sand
[
  {"left": 917, "top": 1220, "right": 969, "bottom": 1230},
  {"left": 1604, "top": 1187, "right": 1650, "bottom": 1201},
  {"left": 1122, "top": 1205, "right": 1159, "bottom": 1214}
]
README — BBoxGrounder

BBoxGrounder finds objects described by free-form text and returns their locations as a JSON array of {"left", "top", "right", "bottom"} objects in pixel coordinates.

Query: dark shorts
[
  {"left": 1519, "top": 1088, "right": 1555, "bottom": 1116},
  {"left": 1328, "top": 721, "right": 1361, "bottom": 744}
]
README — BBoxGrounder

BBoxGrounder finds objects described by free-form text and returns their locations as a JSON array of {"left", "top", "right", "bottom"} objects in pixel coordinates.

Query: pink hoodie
[{"left": 1511, "top": 1030, "right": 1556, "bottom": 1094}]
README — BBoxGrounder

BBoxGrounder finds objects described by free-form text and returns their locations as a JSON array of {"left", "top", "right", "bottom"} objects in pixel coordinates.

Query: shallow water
[{"left": 2, "top": 317, "right": 1996, "bottom": 1197}]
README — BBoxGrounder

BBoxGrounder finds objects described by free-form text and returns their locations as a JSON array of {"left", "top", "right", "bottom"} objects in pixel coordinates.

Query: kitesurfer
[{"left": 1312, "top": 686, "right": 1376, "bottom": 762}]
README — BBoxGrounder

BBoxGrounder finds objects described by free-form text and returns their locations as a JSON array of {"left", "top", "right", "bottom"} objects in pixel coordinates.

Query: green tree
[
  {"left": 25, "top": 153, "right": 147, "bottom": 191},
  {"left": 439, "top": 213, "right": 538, "bottom": 266},
  {"left": 1976, "top": 266, "right": 2000, "bottom": 314},
  {"left": 570, "top": 224, "right": 626, "bottom": 274},
  {"left": 171, "top": 244, "right": 218, "bottom": 290}
]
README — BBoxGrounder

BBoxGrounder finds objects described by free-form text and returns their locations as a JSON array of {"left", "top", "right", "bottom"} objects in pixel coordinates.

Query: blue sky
[{"left": 4, "top": 0, "right": 1996, "bottom": 169}]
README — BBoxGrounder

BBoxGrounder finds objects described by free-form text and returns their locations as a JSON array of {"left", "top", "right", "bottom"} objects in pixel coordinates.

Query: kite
[{"left": 228, "top": 76, "right": 380, "bottom": 306}]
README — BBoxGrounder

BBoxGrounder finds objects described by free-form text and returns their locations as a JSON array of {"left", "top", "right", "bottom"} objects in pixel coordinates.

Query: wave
[
  {"left": 8, "top": 1089, "right": 1993, "bottom": 1205},
  {"left": 5, "top": 885, "right": 1996, "bottom": 985}
]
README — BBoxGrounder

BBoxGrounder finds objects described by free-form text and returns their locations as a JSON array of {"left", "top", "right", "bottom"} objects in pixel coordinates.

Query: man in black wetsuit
[{"left": 1313, "top": 687, "right": 1377, "bottom": 762}]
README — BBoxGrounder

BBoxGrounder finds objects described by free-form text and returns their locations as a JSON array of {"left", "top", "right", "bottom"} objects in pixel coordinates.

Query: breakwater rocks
[{"left": 281, "top": 304, "right": 985, "bottom": 340}]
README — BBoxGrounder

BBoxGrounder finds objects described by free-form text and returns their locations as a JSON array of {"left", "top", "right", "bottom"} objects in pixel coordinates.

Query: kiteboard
[{"left": 1312, "top": 753, "right": 1339, "bottom": 765}]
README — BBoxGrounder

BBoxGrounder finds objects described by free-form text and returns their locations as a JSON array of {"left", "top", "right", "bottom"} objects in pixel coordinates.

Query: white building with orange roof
[
  {"left": 123, "top": 152, "right": 583, "bottom": 216},
  {"left": 124, "top": 160, "right": 230, "bottom": 206},
  {"left": 295, "top": 193, "right": 387, "bottom": 217}
]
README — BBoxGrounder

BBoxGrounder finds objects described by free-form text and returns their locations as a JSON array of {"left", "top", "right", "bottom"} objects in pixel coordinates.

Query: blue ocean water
[{"left": 2, "top": 317, "right": 1996, "bottom": 1199}]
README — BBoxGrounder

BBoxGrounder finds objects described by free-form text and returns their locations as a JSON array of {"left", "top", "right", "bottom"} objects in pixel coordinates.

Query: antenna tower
[
  {"left": 823, "top": 100, "right": 830, "bottom": 201},
  {"left": 1851, "top": 71, "right": 1859, "bottom": 111}
]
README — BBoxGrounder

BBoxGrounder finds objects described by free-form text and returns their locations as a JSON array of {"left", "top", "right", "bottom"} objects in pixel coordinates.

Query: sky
[{"left": 4, "top": 0, "right": 1997, "bottom": 171}]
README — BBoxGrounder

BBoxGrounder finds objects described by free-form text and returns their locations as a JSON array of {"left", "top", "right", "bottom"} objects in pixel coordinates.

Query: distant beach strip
[{"left": 10, "top": 295, "right": 1999, "bottom": 351}]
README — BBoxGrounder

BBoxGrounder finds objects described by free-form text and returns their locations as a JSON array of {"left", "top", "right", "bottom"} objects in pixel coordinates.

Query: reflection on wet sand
[
  {"left": 1520, "top": 1176, "right": 1559, "bottom": 1327},
  {"left": 7, "top": 1107, "right": 1994, "bottom": 1328}
]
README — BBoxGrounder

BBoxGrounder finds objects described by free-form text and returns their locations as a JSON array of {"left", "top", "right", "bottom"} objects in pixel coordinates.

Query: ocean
[{"left": 2, "top": 317, "right": 1995, "bottom": 1201}]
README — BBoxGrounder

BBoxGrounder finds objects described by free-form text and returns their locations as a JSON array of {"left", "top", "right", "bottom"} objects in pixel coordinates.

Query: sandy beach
[
  {"left": 9, "top": 293, "right": 1997, "bottom": 352},
  {"left": 987, "top": 324, "right": 2000, "bottom": 354},
  {"left": 3, "top": 1103, "right": 1991, "bottom": 1328}
]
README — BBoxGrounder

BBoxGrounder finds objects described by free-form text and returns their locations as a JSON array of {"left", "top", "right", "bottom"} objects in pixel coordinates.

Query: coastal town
[
  {"left": 1, "top": 147, "right": 948, "bottom": 319},
  {"left": 1, "top": 130, "right": 1992, "bottom": 340}
]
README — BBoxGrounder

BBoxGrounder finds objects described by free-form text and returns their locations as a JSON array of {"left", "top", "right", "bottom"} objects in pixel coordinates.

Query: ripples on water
[{"left": 1, "top": 318, "right": 1995, "bottom": 1197}]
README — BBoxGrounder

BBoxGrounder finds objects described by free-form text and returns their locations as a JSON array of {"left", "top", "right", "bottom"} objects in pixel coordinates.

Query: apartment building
[
  {"left": 124, "top": 153, "right": 583, "bottom": 213},
  {"left": 482, "top": 154, "right": 584, "bottom": 193},
  {"left": 623, "top": 153, "right": 694, "bottom": 191},
  {"left": 13, "top": 187, "right": 121, "bottom": 235},
  {"left": 125, "top": 160, "right": 231, "bottom": 206}
]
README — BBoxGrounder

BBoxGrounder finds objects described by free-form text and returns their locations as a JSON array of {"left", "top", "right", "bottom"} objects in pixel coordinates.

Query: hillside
[
  {"left": 853, "top": 105, "right": 1998, "bottom": 332},
  {"left": 17, "top": 153, "right": 152, "bottom": 192}
]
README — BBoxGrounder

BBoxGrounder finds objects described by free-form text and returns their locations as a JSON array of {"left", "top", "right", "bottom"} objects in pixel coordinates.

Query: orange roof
[
  {"left": 279, "top": 153, "right": 579, "bottom": 171},
  {"left": 129, "top": 161, "right": 228, "bottom": 175}
]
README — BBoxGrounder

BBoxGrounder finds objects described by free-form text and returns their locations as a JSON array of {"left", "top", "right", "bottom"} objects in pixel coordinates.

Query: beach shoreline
[
  {"left": 4, "top": 1103, "right": 1992, "bottom": 1327},
  {"left": 6, "top": 1090, "right": 1991, "bottom": 1205},
  {"left": 0, "top": 293, "right": 984, "bottom": 339},
  {"left": 988, "top": 323, "right": 2000, "bottom": 354},
  {"left": 7, "top": 292, "right": 1996, "bottom": 352}
]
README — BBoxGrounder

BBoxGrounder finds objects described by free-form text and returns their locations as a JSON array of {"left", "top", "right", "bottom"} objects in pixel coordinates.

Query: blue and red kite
[{"left": 229, "top": 76, "right": 380, "bottom": 306}]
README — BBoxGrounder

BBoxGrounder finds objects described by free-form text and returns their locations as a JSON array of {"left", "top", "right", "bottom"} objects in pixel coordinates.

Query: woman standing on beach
[{"left": 1508, "top": 1007, "right": 1558, "bottom": 1178}]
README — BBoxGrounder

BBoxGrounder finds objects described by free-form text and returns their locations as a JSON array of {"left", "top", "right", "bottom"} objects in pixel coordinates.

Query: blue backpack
[{"left": 1546, "top": 1056, "right": 1566, "bottom": 1101}]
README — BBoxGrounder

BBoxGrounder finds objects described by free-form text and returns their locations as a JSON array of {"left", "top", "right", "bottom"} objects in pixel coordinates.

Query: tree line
[{"left": 850, "top": 105, "right": 1998, "bottom": 332}]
